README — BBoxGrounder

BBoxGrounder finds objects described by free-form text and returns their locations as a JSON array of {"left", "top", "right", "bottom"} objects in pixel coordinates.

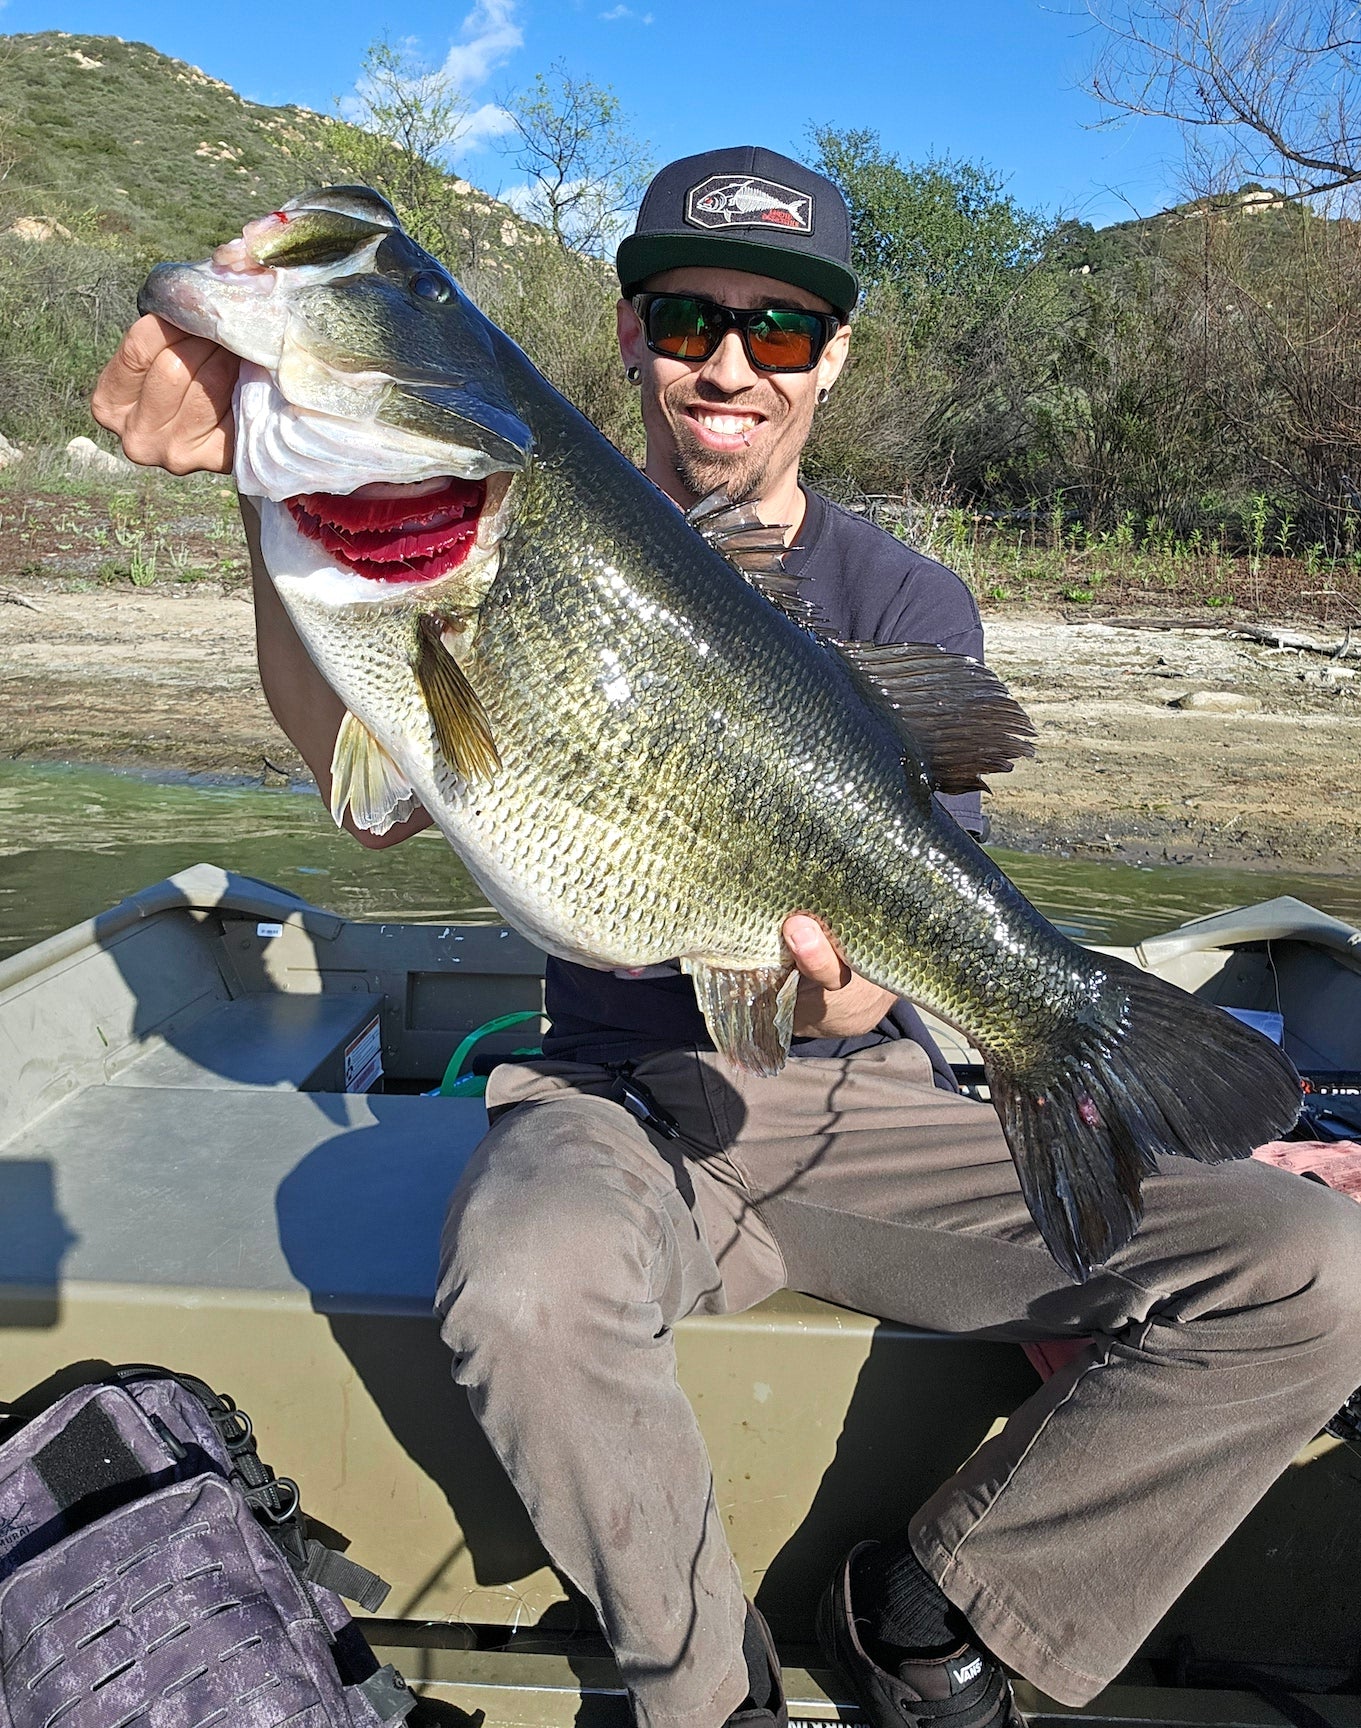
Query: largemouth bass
[{"left": 139, "top": 186, "right": 1301, "bottom": 1281}]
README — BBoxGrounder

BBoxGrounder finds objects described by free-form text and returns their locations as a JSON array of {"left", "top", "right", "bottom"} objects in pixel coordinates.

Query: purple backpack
[{"left": 0, "top": 1367, "right": 416, "bottom": 1728}]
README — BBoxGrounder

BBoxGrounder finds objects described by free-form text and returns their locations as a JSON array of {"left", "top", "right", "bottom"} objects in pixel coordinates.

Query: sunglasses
[{"left": 631, "top": 292, "right": 840, "bottom": 374}]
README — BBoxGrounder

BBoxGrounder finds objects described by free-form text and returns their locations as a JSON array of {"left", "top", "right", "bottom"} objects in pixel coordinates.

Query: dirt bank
[{"left": 3, "top": 583, "right": 1359, "bottom": 871}]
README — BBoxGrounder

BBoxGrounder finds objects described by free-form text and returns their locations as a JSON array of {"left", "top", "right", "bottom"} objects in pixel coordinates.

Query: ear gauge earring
[
  {"left": 625, "top": 365, "right": 642, "bottom": 385},
  {"left": 816, "top": 386, "right": 831, "bottom": 406}
]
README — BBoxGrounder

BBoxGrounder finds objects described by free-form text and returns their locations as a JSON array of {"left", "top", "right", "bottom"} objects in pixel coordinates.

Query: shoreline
[
  {"left": 7, "top": 744, "right": 1355, "bottom": 880},
  {"left": 4, "top": 588, "right": 1359, "bottom": 878}
]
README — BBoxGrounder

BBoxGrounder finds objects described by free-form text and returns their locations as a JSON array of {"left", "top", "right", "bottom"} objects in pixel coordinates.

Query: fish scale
[{"left": 137, "top": 183, "right": 1304, "bottom": 1281}]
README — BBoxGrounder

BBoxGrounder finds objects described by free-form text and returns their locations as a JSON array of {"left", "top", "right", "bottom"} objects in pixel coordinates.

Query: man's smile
[{"left": 682, "top": 406, "right": 766, "bottom": 449}]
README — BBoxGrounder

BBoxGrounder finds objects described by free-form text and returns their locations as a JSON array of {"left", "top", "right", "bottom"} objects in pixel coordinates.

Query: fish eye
[{"left": 411, "top": 271, "right": 452, "bottom": 303}]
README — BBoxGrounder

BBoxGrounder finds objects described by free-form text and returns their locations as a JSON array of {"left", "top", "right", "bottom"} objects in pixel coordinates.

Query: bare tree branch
[{"left": 1088, "top": 1, "right": 1361, "bottom": 201}]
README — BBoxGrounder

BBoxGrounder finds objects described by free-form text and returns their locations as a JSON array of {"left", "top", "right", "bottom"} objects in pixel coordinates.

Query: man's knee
[
  {"left": 1276, "top": 1174, "right": 1361, "bottom": 1341},
  {"left": 1203, "top": 1163, "right": 1361, "bottom": 1352},
  {"left": 436, "top": 1097, "right": 674, "bottom": 1370}
]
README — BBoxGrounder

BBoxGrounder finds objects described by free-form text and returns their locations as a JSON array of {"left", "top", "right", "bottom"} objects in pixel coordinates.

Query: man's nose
[{"left": 696, "top": 328, "right": 759, "bottom": 393}]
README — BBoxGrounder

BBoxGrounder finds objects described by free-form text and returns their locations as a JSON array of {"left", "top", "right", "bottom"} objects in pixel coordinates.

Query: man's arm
[{"left": 240, "top": 500, "right": 434, "bottom": 851}]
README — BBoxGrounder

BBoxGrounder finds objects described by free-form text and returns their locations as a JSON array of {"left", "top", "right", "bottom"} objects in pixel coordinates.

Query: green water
[{"left": 2, "top": 760, "right": 1360, "bottom": 963}]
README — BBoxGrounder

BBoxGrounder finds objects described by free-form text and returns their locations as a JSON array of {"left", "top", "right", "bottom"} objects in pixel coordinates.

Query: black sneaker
[
  {"left": 728, "top": 1601, "right": 788, "bottom": 1728},
  {"left": 817, "top": 1543, "right": 1020, "bottom": 1728}
]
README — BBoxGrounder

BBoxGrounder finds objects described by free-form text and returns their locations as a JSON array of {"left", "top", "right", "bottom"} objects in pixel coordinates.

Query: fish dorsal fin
[
  {"left": 832, "top": 640, "right": 1037, "bottom": 793},
  {"left": 687, "top": 489, "right": 790, "bottom": 574},
  {"left": 414, "top": 616, "right": 500, "bottom": 783},
  {"left": 329, "top": 711, "right": 422, "bottom": 836},
  {"left": 690, "top": 487, "right": 787, "bottom": 573},
  {"left": 686, "top": 490, "right": 830, "bottom": 629},
  {"left": 681, "top": 958, "right": 799, "bottom": 1077}
]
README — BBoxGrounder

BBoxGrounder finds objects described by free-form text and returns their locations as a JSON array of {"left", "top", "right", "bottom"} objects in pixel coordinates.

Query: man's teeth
[{"left": 694, "top": 412, "right": 761, "bottom": 435}]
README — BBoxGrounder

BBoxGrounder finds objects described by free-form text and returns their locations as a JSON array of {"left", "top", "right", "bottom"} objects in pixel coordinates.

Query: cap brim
[{"left": 616, "top": 232, "right": 858, "bottom": 319}]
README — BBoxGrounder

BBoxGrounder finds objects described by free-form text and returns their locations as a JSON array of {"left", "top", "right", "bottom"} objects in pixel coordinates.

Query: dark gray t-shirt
[{"left": 541, "top": 488, "right": 985, "bottom": 1087}]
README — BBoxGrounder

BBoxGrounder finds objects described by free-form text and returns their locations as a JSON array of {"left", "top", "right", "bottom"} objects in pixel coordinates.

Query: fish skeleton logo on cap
[{"left": 685, "top": 175, "right": 814, "bottom": 234}]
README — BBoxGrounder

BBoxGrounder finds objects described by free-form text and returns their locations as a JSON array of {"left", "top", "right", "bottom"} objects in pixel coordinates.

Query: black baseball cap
[{"left": 616, "top": 146, "right": 859, "bottom": 320}]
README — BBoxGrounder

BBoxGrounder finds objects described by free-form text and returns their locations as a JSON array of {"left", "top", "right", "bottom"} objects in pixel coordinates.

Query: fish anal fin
[
  {"left": 682, "top": 958, "right": 798, "bottom": 1077},
  {"left": 984, "top": 952, "right": 1302, "bottom": 1281},
  {"left": 415, "top": 615, "right": 500, "bottom": 783},
  {"left": 834, "top": 640, "right": 1036, "bottom": 793},
  {"left": 330, "top": 710, "right": 421, "bottom": 836}
]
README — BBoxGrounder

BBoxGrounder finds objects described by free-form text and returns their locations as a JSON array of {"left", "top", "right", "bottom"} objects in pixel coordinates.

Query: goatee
[{"left": 672, "top": 443, "right": 769, "bottom": 506}]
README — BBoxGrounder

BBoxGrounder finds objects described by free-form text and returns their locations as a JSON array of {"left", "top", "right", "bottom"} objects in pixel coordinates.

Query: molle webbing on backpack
[{"left": 0, "top": 1368, "right": 414, "bottom": 1728}]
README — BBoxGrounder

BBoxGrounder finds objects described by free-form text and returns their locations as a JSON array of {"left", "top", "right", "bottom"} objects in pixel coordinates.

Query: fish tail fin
[{"left": 985, "top": 955, "right": 1302, "bottom": 1282}]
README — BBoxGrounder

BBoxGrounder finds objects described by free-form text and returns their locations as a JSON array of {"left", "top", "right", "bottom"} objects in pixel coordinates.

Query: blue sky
[{"left": 9, "top": 0, "right": 1190, "bottom": 226}]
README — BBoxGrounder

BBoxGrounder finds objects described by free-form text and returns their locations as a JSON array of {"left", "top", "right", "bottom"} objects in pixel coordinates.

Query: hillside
[
  {"left": 0, "top": 32, "right": 611, "bottom": 448},
  {"left": 1054, "top": 183, "right": 1323, "bottom": 276},
  {"left": 0, "top": 32, "right": 331, "bottom": 257},
  {"left": 0, "top": 31, "right": 550, "bottom": 264}
]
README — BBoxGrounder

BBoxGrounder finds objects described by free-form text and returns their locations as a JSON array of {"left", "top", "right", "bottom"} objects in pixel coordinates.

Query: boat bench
[{"left": 106, "top": 992, "right": 384, "bottom": 1092}]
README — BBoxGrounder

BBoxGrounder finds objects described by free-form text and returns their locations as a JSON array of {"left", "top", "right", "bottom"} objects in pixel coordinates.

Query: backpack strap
[
  {"left": 356, "top": 1665, "right": 418, "bottom": 1725},
  {"left": 305, "top": 1539, "right": 394, "bottom": 1614},
  {"left": 117, "top": 1367, "right": 392, "bottom": 1611}
]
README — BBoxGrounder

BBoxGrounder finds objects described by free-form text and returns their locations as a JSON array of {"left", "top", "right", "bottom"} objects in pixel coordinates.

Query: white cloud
[
  {"left": 599, "top": 5, "right": 654, "bottom": 18},
  {"left": 498, "top": 180, "right": 538, "bottom": 218},
  {"left": 339, "top": 3, "right": 522, "bottom": 155},
  {"left": 460, "top": 100, "right": 517, "bottom": 151},
  {"left": 438, "top": 0, "right": 523, "bottom": 87}
]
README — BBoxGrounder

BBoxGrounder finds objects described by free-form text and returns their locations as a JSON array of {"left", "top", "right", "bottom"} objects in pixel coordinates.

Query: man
[{"left": 95, "top": 145, "right": 1361, "bottom": 1728}]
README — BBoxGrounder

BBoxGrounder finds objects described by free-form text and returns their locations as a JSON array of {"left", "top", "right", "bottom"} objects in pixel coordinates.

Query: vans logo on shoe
[
  {"left": 685, "top": 175, "right": 814, "bottom": 233},
  {"left": 951, "top": 1656, "right": 984, "bottom": 1688}
]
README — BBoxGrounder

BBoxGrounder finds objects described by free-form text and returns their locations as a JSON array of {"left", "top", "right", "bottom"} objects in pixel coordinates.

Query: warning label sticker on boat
[{"left": 345, "top": 1016, "right": 384, "bottom": 1093}]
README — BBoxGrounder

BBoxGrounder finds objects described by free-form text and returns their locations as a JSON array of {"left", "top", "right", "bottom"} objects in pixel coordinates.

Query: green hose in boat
[{"left": 438, "top": 1010, "right": 547, "bottom": 1097}]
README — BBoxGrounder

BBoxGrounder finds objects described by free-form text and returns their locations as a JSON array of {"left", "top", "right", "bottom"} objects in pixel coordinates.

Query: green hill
[
  {"left": 0, "top": 30, "right": 551, "bottom": 264},
  {"left": 0, "top": 32, "right": 612, "bottom": 449},
  {"left": 0, "top": 32, "right": 330, "bottom": 256}
]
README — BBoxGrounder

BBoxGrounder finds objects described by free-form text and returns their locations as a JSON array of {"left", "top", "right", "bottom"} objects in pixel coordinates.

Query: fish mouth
[{"left": 285, "top": 476, "right": 492, "bottom": 584}]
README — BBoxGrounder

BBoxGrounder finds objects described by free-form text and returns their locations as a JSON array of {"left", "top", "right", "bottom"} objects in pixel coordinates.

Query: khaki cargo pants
[{"left": 435, "top": 1041, "right": 1361, "bottom": 1728}]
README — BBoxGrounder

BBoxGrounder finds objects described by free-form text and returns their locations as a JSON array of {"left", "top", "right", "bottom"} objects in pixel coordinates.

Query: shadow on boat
[{"left": 0, "top": 1161, "right": 77, "bottom": 1331}]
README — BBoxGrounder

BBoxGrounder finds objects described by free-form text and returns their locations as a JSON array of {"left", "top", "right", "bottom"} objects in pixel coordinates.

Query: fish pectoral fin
[
  {"left": 833, "top": 640, "right": 1037, "bottom": 793},
  {"left": 681, "top": 958, "right": 798, "bottom": 1077},
  {"left": 415, "top": 616, "right": 500, "bottom": 784},
  {"left": 330, "top": 710, "right": 422, "bottom": 835}
]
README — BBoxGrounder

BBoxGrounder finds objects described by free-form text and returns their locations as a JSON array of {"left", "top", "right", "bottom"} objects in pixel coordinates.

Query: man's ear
[
  {"left": 617, "top": 297, "right": 646, "bottom": 370},
  {"left": 817, "top": 321, "right": 851, "bottom": 394}
]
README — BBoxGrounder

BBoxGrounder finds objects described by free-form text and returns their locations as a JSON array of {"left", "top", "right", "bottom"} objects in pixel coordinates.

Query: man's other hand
[
  {"left": 783, "top": 913, "right": 898, "bottom": 1039},
  {"left": 92, "top": 316, "right": 238, "bottom": 475}
]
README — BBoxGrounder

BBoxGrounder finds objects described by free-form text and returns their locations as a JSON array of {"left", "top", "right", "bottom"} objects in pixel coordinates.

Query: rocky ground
[
  {"left": 979, "top": 617, "right": 1360, "bottom": 870},
  {"left": 4, "top": 569, "right": 1359, "bottom": 872}
]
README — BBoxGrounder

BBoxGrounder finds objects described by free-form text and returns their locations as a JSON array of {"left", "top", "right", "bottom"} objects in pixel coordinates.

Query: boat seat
[
  {"left": 106, "top": 992, "right": 384, "bottom": 1093},
  {"left": 3, "top": 1084, "right": 480, "bottom": 1310}
]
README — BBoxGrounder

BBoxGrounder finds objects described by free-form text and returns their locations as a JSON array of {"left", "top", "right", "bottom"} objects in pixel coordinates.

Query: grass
[
  {"left": 4, "top": 459, "right": 1359, "bottom": 628},
  {"left": 0, "top": 459, "right": 248, "bottom": 590},
  {"left": 898, "top": 504, "right": 1361, "bottom": 626}
]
